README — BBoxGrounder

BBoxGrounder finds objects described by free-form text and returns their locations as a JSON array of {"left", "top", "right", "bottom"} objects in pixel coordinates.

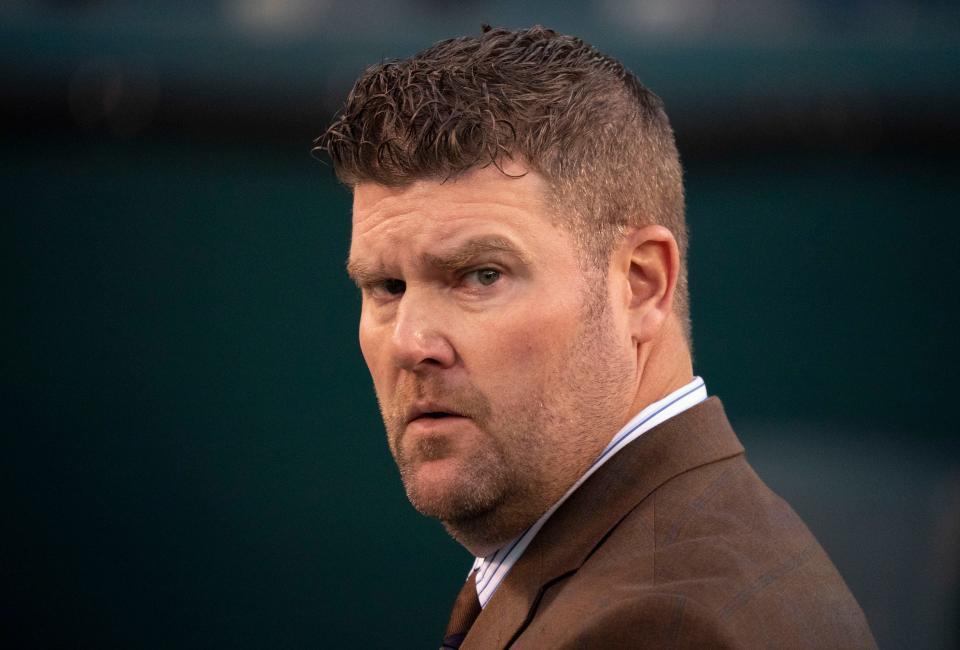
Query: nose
[{"left": 391, "top": 291, "right": 456, "bottom": 371}]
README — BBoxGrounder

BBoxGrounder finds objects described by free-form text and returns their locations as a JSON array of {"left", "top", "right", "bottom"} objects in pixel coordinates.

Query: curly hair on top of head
[{"left": 315, "top": 25, "right": 690, "bottom": 341}]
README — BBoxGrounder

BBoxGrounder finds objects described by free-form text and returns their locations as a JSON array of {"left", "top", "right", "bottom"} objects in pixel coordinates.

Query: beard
[
  {"left": 375, "top": 288, "right": 632, "bottom": 552},
  {"left": 378, "top": 376, "right": 543, "bottom": 534}
]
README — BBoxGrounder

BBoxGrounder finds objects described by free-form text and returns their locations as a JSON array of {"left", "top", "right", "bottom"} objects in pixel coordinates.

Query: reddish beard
[
  {"left": 383, "top": 376, "right": 493, "bottom": 463},
  {"left": 376, "top": 376, "right": 513, "bottom": 526}
]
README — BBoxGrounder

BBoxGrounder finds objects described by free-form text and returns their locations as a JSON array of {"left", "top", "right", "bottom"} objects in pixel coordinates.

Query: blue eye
[{"left": 473, "top": 269, "right": 500, "bottom": 286}]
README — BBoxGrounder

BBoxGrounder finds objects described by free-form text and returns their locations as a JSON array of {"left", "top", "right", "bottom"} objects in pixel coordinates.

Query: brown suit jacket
[{"left": 462, "top": 398, "right": 877, "bottom": 649}]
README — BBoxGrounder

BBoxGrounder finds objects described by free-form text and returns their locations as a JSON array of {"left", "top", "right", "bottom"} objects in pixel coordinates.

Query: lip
[
  {"left": 405, "top": 414, "right": 472, "bottom": 435},
  {"left": 404, "top": 402, "right": 473, "bottom": 437},
  {"left": 405, "top": 402, "right": 465, "bottom": 424}
]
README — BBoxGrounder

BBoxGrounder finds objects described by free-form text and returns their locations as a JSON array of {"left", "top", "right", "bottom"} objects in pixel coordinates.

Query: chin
[{"left": 402, "top": 459, "right": 501, "bottom": 523}]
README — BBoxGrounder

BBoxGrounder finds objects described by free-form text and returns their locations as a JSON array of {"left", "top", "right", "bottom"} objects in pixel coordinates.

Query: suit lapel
[{"left": 463, "top": 397, "right": 744, "bottom": 649}]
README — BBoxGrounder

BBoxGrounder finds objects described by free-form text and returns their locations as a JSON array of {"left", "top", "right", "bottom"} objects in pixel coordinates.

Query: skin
[{"left": 348, "top": 161, "right": 693, "bottom": 556}]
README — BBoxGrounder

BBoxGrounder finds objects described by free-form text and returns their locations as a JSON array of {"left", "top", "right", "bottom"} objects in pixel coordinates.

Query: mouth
[
  {"left": 406, "top": 406, "right": 465, "bottom": 424},
  {"left": 407, "top": 411, "right": 463, "bottom": 424}
]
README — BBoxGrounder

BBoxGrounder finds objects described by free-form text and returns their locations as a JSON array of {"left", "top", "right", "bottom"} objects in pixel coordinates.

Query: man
[{"left": 317, "top": 25, "right": 876, "bottom": 649}]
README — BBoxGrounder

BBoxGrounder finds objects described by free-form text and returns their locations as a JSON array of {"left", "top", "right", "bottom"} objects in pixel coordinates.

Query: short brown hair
[{"left": 316, "top": 25, "right": 689, "bottom": 339}]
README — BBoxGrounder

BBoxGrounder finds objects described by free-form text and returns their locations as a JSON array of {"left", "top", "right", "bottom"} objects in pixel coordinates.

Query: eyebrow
[
  {"left": 421, "top": 236, "right": 528, "bottom": 273},
  {"left": 346, "top": 235, "right": 528, "bottom": 286}
]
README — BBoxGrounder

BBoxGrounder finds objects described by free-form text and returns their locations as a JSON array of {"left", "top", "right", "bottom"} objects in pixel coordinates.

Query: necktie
[{"left": 440, "top": 569, "right": 481, "bottom": 649}]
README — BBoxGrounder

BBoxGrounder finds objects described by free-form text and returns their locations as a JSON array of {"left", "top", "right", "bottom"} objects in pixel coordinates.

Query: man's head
[
  {"left": 319, "top": 26, "right": 692, "bottom": 555},
  {"left": 321, "top": 25, "right": 688, "bottom": 334}
]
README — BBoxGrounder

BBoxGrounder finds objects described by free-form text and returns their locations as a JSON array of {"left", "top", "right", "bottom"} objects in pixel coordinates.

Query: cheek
[
  {"left": 358, "top": 319, "right": 392, "bottom": 391},
  {"left": 357, "top": 324, "right": 375, "bottom": 371},
  {"left": 471, "top": 305, "right": 580, "bottom": 388}
]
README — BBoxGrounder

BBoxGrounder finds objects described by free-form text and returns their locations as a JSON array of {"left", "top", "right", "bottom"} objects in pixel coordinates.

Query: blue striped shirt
[{"left": 471, "top": 376, "right": 708, "bottom": 607}]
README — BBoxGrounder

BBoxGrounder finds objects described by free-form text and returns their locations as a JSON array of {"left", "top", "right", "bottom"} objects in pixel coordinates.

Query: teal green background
[
  {"left": 7, "top": 134, "right": 958, "bottom": 648},
  {"left": 4, "top": 3, "right": 960, "bottom": 647}
]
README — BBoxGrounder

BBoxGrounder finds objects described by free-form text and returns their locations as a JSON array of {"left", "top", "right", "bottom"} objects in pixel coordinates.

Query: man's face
[{"left": 348, "top": 164, "right": 634, "bottom": 551}]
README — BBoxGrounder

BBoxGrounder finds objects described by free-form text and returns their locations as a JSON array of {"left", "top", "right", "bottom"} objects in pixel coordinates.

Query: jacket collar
[{"left": 463, "top": 397, "right": 744, "bottom": 649}]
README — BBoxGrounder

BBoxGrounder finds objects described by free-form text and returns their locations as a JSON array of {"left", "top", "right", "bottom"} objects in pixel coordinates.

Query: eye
[
  {"left": 382, "top": 278, "right": 406, "bottom": 294},
  {"left": 467, "top": 268, "right": 501, "bottom": 287},
  {"left": 369, "top": 278, "right": 405, "bottom": 298}
]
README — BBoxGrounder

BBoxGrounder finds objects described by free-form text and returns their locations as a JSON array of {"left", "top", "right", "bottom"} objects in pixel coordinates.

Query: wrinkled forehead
[
  {"left": 350, "top": 164, "right": 552, "bottom": 240},
  {"left": 346, "top": 166, "right": 584, "bottom": 281}
]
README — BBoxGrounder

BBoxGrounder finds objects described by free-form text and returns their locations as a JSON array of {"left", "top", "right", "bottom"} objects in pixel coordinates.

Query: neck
[{"left": 629, "top": 316, "right": 694, "bottom": 424}]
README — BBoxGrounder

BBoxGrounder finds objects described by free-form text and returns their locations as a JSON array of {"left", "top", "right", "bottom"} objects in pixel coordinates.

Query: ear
[{"left": 611, "top": 225, "right": 680, "bottom": 344}]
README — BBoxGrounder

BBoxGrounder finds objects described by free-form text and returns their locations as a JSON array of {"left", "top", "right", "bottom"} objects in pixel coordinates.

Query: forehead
[{"left": 349, "top": 164, "right": 557, "bottom": 259}]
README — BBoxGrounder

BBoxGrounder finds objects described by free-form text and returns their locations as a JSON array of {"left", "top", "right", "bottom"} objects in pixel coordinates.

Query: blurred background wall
[{"left": 4, "top": 1, "right": 959, "bottom": 648}]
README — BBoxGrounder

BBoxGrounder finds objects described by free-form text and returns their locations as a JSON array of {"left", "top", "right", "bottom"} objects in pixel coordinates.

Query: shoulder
[{"left": 514, "top": 454, "right": 877, "bottom": 648}]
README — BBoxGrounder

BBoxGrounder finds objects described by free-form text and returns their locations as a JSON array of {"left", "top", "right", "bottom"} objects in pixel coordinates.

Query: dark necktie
[{"left": 440, "top": 569, "right": 481, "bottom": 649}]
